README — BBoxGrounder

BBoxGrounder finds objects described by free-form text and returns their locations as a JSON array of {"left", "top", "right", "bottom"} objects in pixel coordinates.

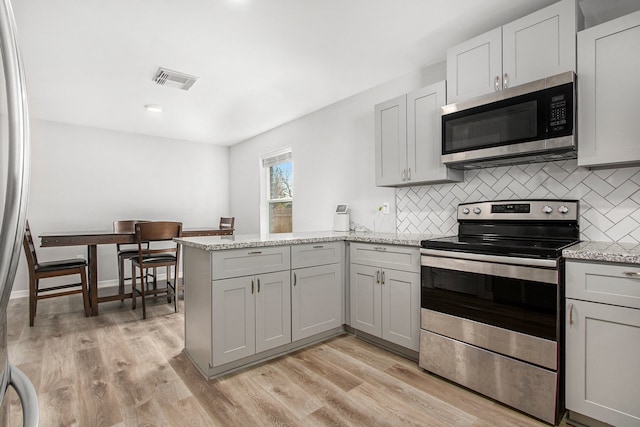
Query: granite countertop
[
  {"left": 563, "top": 241, "right": 640, "bottom": 264},
  {"left": 175, "top": 230, "right": 443, "bottom": 251}
]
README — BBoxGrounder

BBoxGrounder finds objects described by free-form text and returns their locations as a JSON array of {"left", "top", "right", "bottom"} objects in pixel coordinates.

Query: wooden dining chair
[
  {"left": 219, "top": 216, "right": 235, "bottom": 231},
  {"left": 131, "top": 221, "right": 182, "bottom": 319},
  {"left": 113, "top": 220, "right": 150, "bottom": 299},
  {"left": 22, "top": 220, "right": 90, "bottom": 326}
]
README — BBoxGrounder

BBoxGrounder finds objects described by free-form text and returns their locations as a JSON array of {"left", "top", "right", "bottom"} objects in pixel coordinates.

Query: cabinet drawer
[
  {"left": 566, "top": 260, "right": 640, "bottom": 309},
  {"left": 350, "top": 243, "right": 419, "bottom": 273},
  {"left": 291, "top": 242, "right": 343, "bottom": 269},
  {"left": 211, "top": 246, "right": 290, "bottom": 280}
]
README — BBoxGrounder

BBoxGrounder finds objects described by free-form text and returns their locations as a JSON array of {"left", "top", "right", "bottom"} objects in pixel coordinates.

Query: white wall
[
  {"left": 229, "top": 62, "right": 446, "bottom": 234},
  {"left": 12, "top": 119, "right": 230, "bottom": 296}
]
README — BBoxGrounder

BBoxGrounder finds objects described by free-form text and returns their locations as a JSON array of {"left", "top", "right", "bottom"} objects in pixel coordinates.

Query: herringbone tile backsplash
[{"left": 396, "top": 159, "right": 640, "bottom": 243}]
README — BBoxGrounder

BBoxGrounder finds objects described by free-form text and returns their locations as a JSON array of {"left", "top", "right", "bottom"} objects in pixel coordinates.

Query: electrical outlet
[{"left": 382, "top": 203, "right": 389, "bottom": 214}]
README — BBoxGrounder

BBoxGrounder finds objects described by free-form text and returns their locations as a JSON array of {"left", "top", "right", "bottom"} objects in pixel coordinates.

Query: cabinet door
[
  {"left": 375, "top": 95, "right": 406, "bottom": 186},
  {"left": 502, "top": 0, "right": 577, "bottom": 89},
  {"left": 211, "top": 276, "right": 255, "bottom": 366},
  {"left": 407, "top": 81, "right": 462, "bottom": 184},
  {"left": 255, "top": 270, "right": 291, "bottom": 353},
  {"left": 381, "top": 269, "right": 420, "bottom": 351},
  {"left": 292, "top": 263, "right": 344, "bottom": 341},
  {"left": 446, "top": 27, "right": 502, "bottom": 103},
  {"left": 350, "top": 263, "right": 382, "bottom": 337},
  {"left": 577, "top": 10, "right": 640, "bottom": 167},
  {"left": 566, "top": 299, "right": 640, "bottom": 426}
]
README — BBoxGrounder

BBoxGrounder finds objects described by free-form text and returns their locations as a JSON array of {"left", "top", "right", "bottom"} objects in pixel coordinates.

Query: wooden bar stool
[{"left": 131, "top": 221, "right": 182, "bottom": 319}]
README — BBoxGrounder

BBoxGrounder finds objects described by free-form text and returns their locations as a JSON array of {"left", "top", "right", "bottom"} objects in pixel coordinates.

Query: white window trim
[{"left": 260, "top": 147, "right": 292, "bottom": 234}]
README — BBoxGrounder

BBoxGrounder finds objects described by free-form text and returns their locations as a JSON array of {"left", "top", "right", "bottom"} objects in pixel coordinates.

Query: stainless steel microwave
[{"left": 441, "top": 71, "right": 576, "bottom": 169}]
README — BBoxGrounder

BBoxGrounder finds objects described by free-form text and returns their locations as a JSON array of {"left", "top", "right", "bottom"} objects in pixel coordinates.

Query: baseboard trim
[{"left": 10, "top": 272, "right": 176, "bottom": 300}]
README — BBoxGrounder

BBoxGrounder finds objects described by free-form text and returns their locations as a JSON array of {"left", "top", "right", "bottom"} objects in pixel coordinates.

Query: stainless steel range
[{"left": 419, "top": 199, "right": 579, "bottom": 425}]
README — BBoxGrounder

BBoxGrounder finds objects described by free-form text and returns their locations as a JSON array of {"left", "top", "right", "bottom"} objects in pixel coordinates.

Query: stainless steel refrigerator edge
[{"left": 0, "top": 0, "right": 38, "bottom": 425}]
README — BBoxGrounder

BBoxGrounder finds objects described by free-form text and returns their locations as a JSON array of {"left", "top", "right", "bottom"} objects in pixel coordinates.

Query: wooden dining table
[{"left": 39, "top": 227, "right": 233, "bottom": 315}]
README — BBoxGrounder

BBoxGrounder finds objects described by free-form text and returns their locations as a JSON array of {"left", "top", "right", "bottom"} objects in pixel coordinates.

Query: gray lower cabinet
[
  {"left": 291, "top": 242, "right": 344, "bottom": 341},
  {"left": 565, "top": 260, "right": 640, "bottom": 427},
  {"left": 185, "top": 243, "right": 347, "bottom": 378},
  {"left": 211, "top": 270, "right": 291, "bottom": 367},
  {"left": 292, "top": 263, "right": 343, "bottom": 341},
  {"left": 350, "top": 243, "right": 420, "bottom": 351}
]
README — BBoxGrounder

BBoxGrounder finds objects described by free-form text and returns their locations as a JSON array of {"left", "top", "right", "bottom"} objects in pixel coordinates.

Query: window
[{"left": 262, "top": 150, "right": 292, "bottom": 233}]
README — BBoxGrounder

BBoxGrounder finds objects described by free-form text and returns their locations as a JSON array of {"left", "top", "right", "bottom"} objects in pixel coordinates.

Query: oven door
[{"left": 420, "top": 249, "right": 561, "bottom": 369}]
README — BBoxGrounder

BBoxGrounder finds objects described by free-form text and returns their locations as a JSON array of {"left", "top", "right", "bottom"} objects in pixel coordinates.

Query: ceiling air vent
[{"left": 152, "top": 67, "right": 198, "bottom": 91}]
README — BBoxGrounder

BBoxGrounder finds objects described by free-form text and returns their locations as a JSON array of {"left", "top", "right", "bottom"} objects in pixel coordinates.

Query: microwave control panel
[
  {"left": 549, "top": 95, "right": 566, "bottom": 128},
  {"left": 546, "top": 82, "right": 573, "bottom": 135}
]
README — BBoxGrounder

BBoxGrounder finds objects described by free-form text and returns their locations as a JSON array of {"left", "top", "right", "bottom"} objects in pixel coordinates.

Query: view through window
[{"left": 264, "top": 152, "right": 292, "bottom": 233}]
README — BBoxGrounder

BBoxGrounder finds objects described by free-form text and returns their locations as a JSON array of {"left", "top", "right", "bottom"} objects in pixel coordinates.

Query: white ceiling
[{"left": 10, "top": 0, "right": 635, "bottom": 146}]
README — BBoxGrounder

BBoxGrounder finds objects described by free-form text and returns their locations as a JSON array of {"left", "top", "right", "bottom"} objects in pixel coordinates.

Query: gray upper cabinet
[
  {"left": 577, "top": 10, "right": 640, "bottom": 168},
  {"left": 375, "top": 81, "right": 462, "bottom": 187},
  {"left": 447, "top": 0, "right": 580, "bottom": 104},
  {"left": 375, "top": 95, "right": 406, "bottom": 187},
  {"left": 446, "top": 27, "right": 502, "bottom": 104}
]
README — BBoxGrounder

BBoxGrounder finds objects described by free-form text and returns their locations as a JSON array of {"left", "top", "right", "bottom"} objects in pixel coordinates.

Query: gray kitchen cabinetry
[
  {"left": 577, "top": 10, "right": 640, "bottom": 167},
  {"left": 565, "top": 260, "right": 640, "bottom": 427},
  {"left": 374, "top": 81, "right": 462, "bottom": 187},
  {"left": 211, "top": 271, "right": 291, "bottom": 366},
  {"left": 447, "top": 0, "right": 579, "bottom": 103},
  {"left": 349, "top": 243, "right": 421, "bottom": 351},
  {"left": 183, "top": 245, "right": 292, "bottom": 373},
  {"left": 291, "top": 242, "right": 344, "bottom": 341}
]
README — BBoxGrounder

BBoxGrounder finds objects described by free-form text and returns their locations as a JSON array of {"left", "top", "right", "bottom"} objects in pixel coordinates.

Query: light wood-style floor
[{"left": 6, "top": 292, "right": 568, "bottom": 426}]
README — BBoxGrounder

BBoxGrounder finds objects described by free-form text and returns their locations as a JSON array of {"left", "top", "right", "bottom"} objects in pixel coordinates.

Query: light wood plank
[{"left": 7, "top": 291, "right": 568, "bottom": 426}]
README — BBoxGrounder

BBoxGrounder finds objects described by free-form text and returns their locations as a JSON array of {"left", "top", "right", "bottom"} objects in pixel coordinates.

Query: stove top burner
[
  {"left": 422, "top": 235, "right": 579, "bottom": 259},
  {"left": 421, "top": 199, "right": 581, "bottom": 259}
]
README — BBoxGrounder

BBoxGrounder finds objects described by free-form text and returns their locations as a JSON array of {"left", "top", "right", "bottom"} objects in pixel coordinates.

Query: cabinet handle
[
  {"left": 376, "top": 270, "right": 380, "bottom": 284},
  {"left": 401, "top": 168, "right": 406, "bottom": 181},
  {"left": 293, "top": 273, "right": 297, "bottom": 286},
  {"left": 623, "top": 271, "right": 640, "bottom": 278},
  {"left": 407, "top": 168, "right": 411, "bottom": 181},
  {"left": 248, "top": 251, "right": 262, "bottom": 255},
  {"left": 257, "top": 278, "right": 261, "bottom": 293},
  {"left": 568, "top": 303, "right": 573, "bottom": 325},
  {"left": 503, "top": 73, "right": 509, "bottom": 89},
  {"left": 251, "top": 280, "right": 254, "bottom": 294},
  {"left": 374, "top": 246, "right": 387, "bottom": 251},
  {"left": 494, "top": 75, "right": 500, "bottom": 91},
  {"left": 313, "top": 245, "right": 324, "bottom": 249},
  {"left": 382, "top": 270, "right": 385, "bottom": 285}
]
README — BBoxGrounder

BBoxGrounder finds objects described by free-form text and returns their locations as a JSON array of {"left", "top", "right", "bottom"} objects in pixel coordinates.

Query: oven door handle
[
  {"left": 420, "top": 248, "right": 558, "bottom": 268},
  {"left": 421, "top": 254, "right": 559, "bottom": 284}
]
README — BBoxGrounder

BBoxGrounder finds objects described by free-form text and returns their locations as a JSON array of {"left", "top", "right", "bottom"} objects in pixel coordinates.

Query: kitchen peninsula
[{"left": 175, "top": 231, "right": 436, "bottom": 379}]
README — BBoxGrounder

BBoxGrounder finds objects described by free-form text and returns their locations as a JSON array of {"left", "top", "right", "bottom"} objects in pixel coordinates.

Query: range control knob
[
  {"left": 558, "top": 205, "right": 569, "bottom": 214},
  {"left": 473, "top": 207, "right": 482, "bottom": 215},
  {"left": 542, "top": 205, "right": 553, "bottom": 214},
  {"left": 462, "top": 207, "right": 470, "bottom": 215}
]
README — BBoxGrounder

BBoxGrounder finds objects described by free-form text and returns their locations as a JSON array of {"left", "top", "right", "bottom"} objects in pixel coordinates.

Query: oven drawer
[
  {"left": 419, "top": 330, "right": 559, "bottom": 425},
  {"left": 421, "top": 309, "right": 557, "bottom": 370},
  {"left": 566, "top": 260, "right": 640, "bottom": 309}
]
